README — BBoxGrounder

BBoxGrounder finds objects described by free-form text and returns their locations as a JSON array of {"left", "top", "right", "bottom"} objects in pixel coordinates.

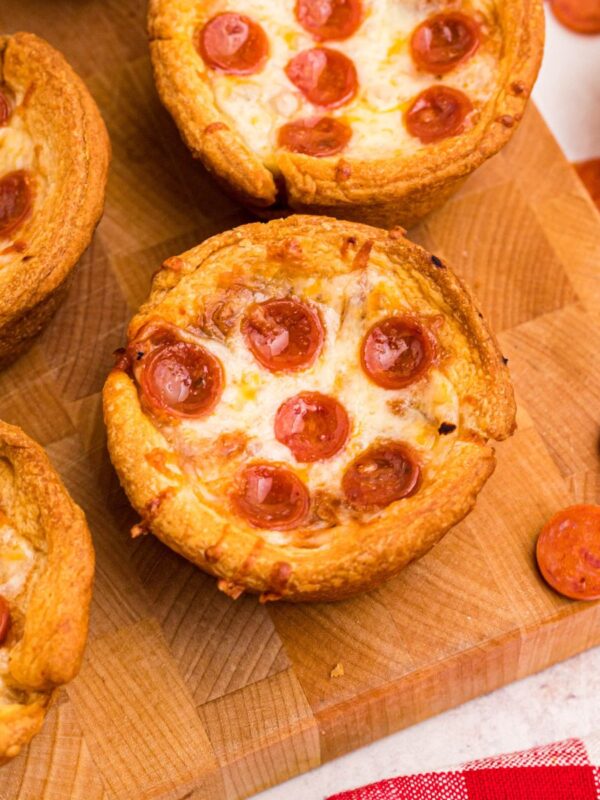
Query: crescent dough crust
[
  {"left": 104, "top": 215, "right": 515, "bottom": 602},
  {"left": 0, "top": 422, "right": 94, "bottom": 763},
  {"left": 0, "top": 33, "right": 110, "bottom": 368},
  {"left": 147, "top": 0, "right": 544, "bottom": 226}
]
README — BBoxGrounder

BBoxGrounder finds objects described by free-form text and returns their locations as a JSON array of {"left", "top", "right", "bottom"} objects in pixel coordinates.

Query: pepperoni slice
[
  {"left": 285, "top": 48, "right": 357, "bottom": 109},
  {"left": 410, "top": 13, "right": 480, "bottom": 75},
  {"left": 0, "top": 88, "right": 13, "bottom": 126},
  {"left": 278, "top": 116, "right": 352, "bottom": 157},
  {"left": 275, "top": 392, "right": 350, "bottom": 462},
  {"left": 196, "top": 13, "right": 269, "bottom": 75},
  {"left": 0, "top": 170, "right": 33, "bottom": 239},
  {"left": 342, "top": 442, "right": 420, "bottom": 511},
  {"left": 405, "top": 86, "right": 473, "bottom": 144},
  {"left": 242, "top": 298, "right": 324, "bottom": 372},
  {"left": 550, "top": 0, "right": 600, "bottom": 33},
  {"left": 231, "top": 462, "right": 310, "bottom": 529},
  {"left": 136, "top": 327, "right": 224, "bottom": 419},
  {"left": 295, "top": 0, "right": 363, "bottom": 41},
  {"left": 536, "top": 505, "right": 600, "bottom": 601},
  {"left": 0, "top": 595, "right": 10, "bottom": 645},
  {"left": 575, "top": 159, "right": 600, "bottom": 210},
  {"left": 361, "top": 316, "right": 435, "bottom": 390}
]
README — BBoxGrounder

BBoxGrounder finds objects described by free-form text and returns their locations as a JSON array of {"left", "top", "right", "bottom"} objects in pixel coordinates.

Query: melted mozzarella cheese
[
  {"left": 199, "top": 0, "right": 500, "bottom": 165},
  {"left": 0, "top": 521, "right": 36, "bottom": 706},
  {"left": 0, "top": 523, "right": 35, "bottom": 600},
  {"left": 162, "top": 266, "right": 459, "bottom": 527}
]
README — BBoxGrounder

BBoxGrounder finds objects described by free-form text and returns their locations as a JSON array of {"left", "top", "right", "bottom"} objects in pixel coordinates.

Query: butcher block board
[{"left": 2, "top": 1, "right": 600, "bottom": 798}]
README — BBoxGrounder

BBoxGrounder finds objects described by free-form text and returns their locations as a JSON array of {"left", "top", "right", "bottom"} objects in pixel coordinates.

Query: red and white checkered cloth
[{"left": 327, "top": 735, "right": 600, "bottom": 799}]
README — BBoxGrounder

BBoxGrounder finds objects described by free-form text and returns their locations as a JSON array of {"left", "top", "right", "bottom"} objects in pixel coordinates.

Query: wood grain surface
[{"left": 1, "top": 1, "right": 600, "bottom": 798}]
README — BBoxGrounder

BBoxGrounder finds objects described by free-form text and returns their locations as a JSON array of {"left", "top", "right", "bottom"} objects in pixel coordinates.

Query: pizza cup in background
[
  {"left": 103, "top": 215, "right": 516, "bottom": 602},
  {"left": 0, "top": 421, "right": 94, "bottom": 763},
  {"left": 0, "top": 33, "right": 110, "bottom": 369},
  {"left": 148, "top": 0, "right": 544, "bottom": 227}
]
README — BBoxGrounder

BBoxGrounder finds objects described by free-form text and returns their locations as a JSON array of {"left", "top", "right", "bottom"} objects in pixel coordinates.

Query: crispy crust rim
[
  {"left": 147, "top": 0, "right": 544, "bottom": 226},
  {"left": 103, "top": 215, "right": 515, "bottom": 602},
  {"left": 0, "top": 421, "right": 95, "bottom": 762},
  {"left": 0, "top": 32, "right": 110, "bottom": 368}
]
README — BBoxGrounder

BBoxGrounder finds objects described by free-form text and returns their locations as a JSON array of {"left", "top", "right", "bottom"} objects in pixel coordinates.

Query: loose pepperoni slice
[
  {"left": 196, "top": 13, "right": 269, "bottom": 75},
  {"left": 275, "top": 392, "right": 350, "bottom": 462},
  {"left": 405, "top": 86, "right": 473, "bottom": 144},
  {"left": 242, "top": 298, "right": 324, "bottom": 372},
  {"left": 232, "top": 462, "right": 310, "bottom": 529},
  {"left": 342, "top": 442, "right": 420, "bottom": 511},
  {"left": 295, "top": 0, "right": 363, "bottom": 41},
  {"left": 410, "top": 13, "right": 480, "bottom": 75},
  {"left": 0, "top": 170, "right": 33, "bottom": 239},
  {"left": 536, "top": 505, "right": 600, "bottom": 601},
  {"left": 137, "top": 327, "right": 224, "bottom": 419},
  {"left": 285, "top": 48, "right": 357, "bottom": 109},
  {"left": 361, "top": 316, "right": 435, "bottom": 390},
  {"left": 550, "top": 0, "right": 600, "bottom": 33},
  {"left": 0, "top": 88, "right": 13, "bottom": 126},
  {"left": 575, "top": 159, "right": 600, "bottom": 210},
  {"left": 0, "top": 595, "right": 10, "bottom": 645},
  {"left": 278, "top": 116, "right": 352, "bottom": 157}
]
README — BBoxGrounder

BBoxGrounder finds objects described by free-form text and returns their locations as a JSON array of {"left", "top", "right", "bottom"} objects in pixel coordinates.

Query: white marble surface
[{"left": 253, "top": 12, "right": 600, "bottom": 800}]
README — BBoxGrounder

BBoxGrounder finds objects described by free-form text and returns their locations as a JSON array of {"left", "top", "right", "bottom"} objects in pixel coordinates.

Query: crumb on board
[{"left": 330, "top": 662, "right": 345, "bottom": 679}]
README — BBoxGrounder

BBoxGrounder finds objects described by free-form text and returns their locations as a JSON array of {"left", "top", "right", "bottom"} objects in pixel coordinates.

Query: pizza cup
[
  {"left": 148, "top": 0, "right": 543, "bottom": 227},
  {"left": 0, "top": 422, "right": 94, "bottom": 762},
  {"left": 104, "top": 215, "right": 515, "bottom": 602},
  {"left": 0, "top": 33, "right": 110, "bottom": 368}
]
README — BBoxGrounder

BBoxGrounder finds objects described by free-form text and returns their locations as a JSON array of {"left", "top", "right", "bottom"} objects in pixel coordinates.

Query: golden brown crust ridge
[
  {"left": 104, "top": 215, "right": 515, "bottom": 602},
  {"left": 0, "top": 421, "right": 94, "bottom": 762},
  {"left": 0, "top": 33, "right": 110, "bottom": 367},
  {"left": 147, "top": 0, "right": 544, "bottom": 226}
]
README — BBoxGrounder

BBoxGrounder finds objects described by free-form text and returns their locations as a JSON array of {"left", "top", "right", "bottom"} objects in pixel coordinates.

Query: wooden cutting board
[{"left": 1, "top": 1, "right": 600, "bottom": 798}]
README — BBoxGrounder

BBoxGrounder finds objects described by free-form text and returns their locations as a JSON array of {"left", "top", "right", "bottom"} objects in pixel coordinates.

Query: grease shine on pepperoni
[
  {"left": 138, "top": 329, "right": 224, "bottom": 419},
  {"left": 550, "top": 0, "right": 600, "bottom": 33},
  {"left": 232, "top": 462, "right": 310, "bottom": 529},
  {"left": 285, "top": 47, "right": 357, "bottom": 109},
  {"left": 278, "top": 116, "right": 351, "bottom": 157},
  {"left": 0, "top": 170, "right": 33, "bottom": 239},
  {"left": 196, "top": 13, "right": 269, "bottom": 75},
  {"left": 410, "top": 13, "right": 480, "bottom": 75},
  {"left": 0, "top": 595, "right": 10, "bottom": 645},
  {"left": 275, "top": 392, "right": 350, "bottom": 462},
  {"left": 242, "top": 298, "right": 324, "bottom": 372},
  {"left": 295, "top": 0, "right": 363, "bottom": 41},
  {"left": 342, "top": 442, "right": 420, "bottom": 511},
  {"left": 405, "top": 86, "right": 473, "bottom": 144},
  {"left": 536, "top": 504, "right": 600, "bottom": 601},
  {"left": 361, "top": 316, "right": 435, "bottom": 390}
]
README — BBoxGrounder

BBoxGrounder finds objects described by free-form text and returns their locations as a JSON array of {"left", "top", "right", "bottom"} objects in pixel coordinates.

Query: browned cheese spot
[
  {"left": 217, "top": 579, "right": 245, "bottom": 599},
  {"left": 204, "top": 121, "right": 229, "bottom": 135},
  {"left": 130, "top": 487, "right": 177, "bottom": 538},
  {"left": 163, "top": 256, "right": 186, "bottom": 272},
  {"left": 267, "top": 237, "right": 304, "bottom": 263},
  {"left": 352, "top": 239, "right": 374, "bottom": 271},
  {"left": 498, "top": 114, "right": 515, "bottom": 128},
  {"left": 335, "top": 160, "right": 352, "bottom": 182},
  {"left": 205, "top": 543, "right": 223, "bottom": 563}
]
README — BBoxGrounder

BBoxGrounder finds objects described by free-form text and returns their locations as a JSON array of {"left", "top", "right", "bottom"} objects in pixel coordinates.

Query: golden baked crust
[
  {"left": 148, "top": 0, "right": 544, "bottom": 226},
  {"left": 104, "top": 215, "right": 515, "bottom": 602},
  {"left": 0, "top": 421, "right": 94, "bottom": 763},
  {"left": 0, "top": 33, "right": 110, "bottom": 368}
]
